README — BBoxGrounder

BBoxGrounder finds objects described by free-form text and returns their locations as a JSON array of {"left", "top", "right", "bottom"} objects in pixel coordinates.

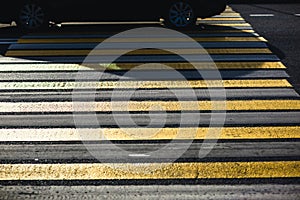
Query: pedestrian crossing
[{"left": 0, "top": 5, "right": 299, "bottom": 199}]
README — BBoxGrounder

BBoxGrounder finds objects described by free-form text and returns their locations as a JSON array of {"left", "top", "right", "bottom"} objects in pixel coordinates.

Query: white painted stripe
[
  {"left": 128, "top": 154, "right": 151, "bottom": 157},
  {"left": 0, "top": 38, "right": 18, "bottom": 45},
  {"left": 0, "top": 56, "right": 48, "bottom": 64},
  {"left": 250, "top": 14, "right": 274, "bottom": 17},
  {"left": 295, "top": 14, "right": 300, "bottom": 17},
  {"left": 0, "top": 42, "right": 17, "bottom": 45},
  {"left": 0, "top": 127, "right": 299, "bottom": 141},
  {"left": 0, "top": 62, "right": 286, "bottom": 71}
]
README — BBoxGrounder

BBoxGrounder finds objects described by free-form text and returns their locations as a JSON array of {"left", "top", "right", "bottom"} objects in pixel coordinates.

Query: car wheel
[
  {"left": 165, "top": 1, "right": 196, "bottom": 28},
  {"left": 18, "top": 2, "right": 48, "bottom": 30}
]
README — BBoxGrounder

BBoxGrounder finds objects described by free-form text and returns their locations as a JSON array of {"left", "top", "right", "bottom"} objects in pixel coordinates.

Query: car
[{"left": 0, "top": 0, "right": 227, "bottom": 30}]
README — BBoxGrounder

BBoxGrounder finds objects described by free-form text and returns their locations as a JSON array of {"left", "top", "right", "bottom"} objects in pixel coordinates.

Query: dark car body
[{"left": 0, "top": 0, "right": 226, "bottom": 27}]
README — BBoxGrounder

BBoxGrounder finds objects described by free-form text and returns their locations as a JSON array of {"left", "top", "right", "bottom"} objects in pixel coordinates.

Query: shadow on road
[
  {"left": 0, "top": 25, "right": 23, "bottom": 56},
  {"left": 228, "top": 0, "right": 300, "bottom": 4},
  {"left": 0, "top": 22, "right": 285, "bottom": 83}
]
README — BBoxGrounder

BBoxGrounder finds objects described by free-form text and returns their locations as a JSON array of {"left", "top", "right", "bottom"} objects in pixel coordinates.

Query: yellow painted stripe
[
  {"left": 17, "top": 36, "right": 264, "bottom": 44},
  {"left": 224, "top": 9, "right": 235, "bottom": 12},
  {"left": 0, "top": 80, "right": 291, "bottom": 90},
  {"left": 5, "top": 48, "right": 272, "bottom": 57},
  {"left": 201, "top": 18, "right": 245, "bottom": 21},
  {"left": 1, "top": 100, "right": 299, "bottom": 113},
  {"left": 223, "top": 9, "right": 237, "bottom": 13},
  {"left": 194, "top": 30, "right": 255, "bottom": 33},
  {"left": 214, "top": 13, "right": 241, "bottom": 17},
  {"left": 0, "top": 126, "right": 299, "bottom": 141},
  {"left": 0, "top": 62, "right": 286, "bottom": 71},
  {"left": 197, "top": 23, "right": 252, "bottom": 27},
  {"left": 0, "top": 161, "right": 299, "bottom": 180},
  {"left": 199, "top": 17, "right": 245, "bottom": 22}
]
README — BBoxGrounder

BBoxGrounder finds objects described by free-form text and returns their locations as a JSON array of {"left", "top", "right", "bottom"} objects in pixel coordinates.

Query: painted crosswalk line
[
  {"left": 0, "top": 62, "right": 286, "bottom": 71},
  {"left": 0, "top": 100, "right": 299, "bottom": 113},
  {"left": 0, "top": 126, "right": 299, "bottom": 141},
  {"left": 0, "top": 161, "right": 299, "bottom": 180},
  {"left": 0, "top": 5, "right": 299, "bottom": 194},
  {"left": 0, "top": 79, "right": 292, "bottom": 90}
]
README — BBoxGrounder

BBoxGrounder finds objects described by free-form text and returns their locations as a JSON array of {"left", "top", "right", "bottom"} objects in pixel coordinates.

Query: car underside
[{"left": 0, "top": 0, "right": 227, "bottom": 30}]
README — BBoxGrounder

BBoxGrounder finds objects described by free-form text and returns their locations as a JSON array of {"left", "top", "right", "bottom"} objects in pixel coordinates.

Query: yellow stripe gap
[
  {"left": 5, "top": 48, "right": 272, "bottom": 57},
  {"left": 17, "top": 36, "right": 264, "bottom": 44}
]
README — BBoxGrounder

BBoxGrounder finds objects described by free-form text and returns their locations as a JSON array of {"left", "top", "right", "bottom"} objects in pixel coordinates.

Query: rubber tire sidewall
[
  {"left": 17, "top": 1, "right": 49, "bottom": 31},
  {"left": 164, "top": 1, "right": 197, "bottom": 29}
]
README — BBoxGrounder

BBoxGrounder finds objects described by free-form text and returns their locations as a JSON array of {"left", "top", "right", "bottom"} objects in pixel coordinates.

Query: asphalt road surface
[
  {"left": 0, "top": 3, "right": 299, "bottom": 200},
  {"left": 230, "top": 3, "right": 300, "bottom": 93}
]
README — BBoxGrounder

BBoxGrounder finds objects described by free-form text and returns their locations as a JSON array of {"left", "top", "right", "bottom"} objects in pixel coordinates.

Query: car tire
[
  {"left": 164, "top": 1, "right": 196, "bottom": 28},
  {"left": 17, "top": 1, "right": 48, "bottom": 31}
]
